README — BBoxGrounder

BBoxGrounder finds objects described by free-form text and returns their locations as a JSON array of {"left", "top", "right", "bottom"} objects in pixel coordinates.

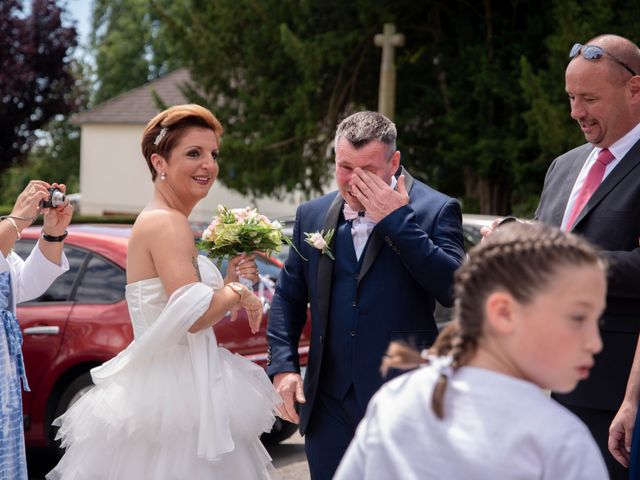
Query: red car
[{"left": 14, "top": 224, "right": 310, "bottom": 449}]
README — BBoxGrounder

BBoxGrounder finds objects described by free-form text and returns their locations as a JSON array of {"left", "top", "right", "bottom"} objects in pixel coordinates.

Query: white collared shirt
[
  {"left": 561, "top": 122, "right": 640, "bottom": 230},
  {"left": 351, "top": 176, "right": 397, "bottom": 260}
]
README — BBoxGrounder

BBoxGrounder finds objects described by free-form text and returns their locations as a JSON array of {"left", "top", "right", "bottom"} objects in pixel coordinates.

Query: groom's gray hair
[{"left": 335, "top": 111, "right": 397, "bottom": 159}]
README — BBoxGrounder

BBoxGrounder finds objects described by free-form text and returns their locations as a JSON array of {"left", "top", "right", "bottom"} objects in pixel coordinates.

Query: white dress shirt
[
  {"left": 561, "top": 121, "right": 640, "bottom": 230},
  {"left": 349, "top": 176, "right": 397, "bottom": 260}
]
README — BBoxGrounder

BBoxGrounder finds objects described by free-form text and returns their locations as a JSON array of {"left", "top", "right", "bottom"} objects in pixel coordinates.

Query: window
[
  {"left": 74, "top": 255, "right": 126, "bottom": 303},
  {"left": 13, "top": 240, "right": 87, "bottom": 302}
]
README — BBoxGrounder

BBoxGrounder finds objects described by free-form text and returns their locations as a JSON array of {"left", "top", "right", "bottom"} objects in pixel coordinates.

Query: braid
[
  {"left": 380, "top": 342, "right": 426, "bottom": 378},
  {"left": 432, "top": 222, "right": 603, "bottom": 420},
  {"left": 378, "top": 222, "right": 603, "bottom": 421},
  {"left": 430, "top": 322, "right": 478, "bottom": 419}
]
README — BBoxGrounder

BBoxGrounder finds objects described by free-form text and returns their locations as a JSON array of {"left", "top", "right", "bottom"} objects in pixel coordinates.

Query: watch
[{"left": 41, "top": 230, "right": 68, "bottom": 242}]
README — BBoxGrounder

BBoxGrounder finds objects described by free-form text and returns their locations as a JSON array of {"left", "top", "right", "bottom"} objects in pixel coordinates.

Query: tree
[
  {"left": 156, "top": 0, "right": 640, "bottom": 214},
  {"left": 518, "top": 0, "right": 640, "bottom": 214},
  {"left": 91, "top": 0, "right": 181, "bottom": 104},
  {"left": 158, "top": 0, "right": 395, "bottom": 199},
  {"left": 159, "top": 1, "right": 555, "bottom": 211},
  {"left": 0, "top": 58, "right": 90, "bottom": 206},
  {"left": 0, "top": 0, "right": 78, "bottom": 173}
]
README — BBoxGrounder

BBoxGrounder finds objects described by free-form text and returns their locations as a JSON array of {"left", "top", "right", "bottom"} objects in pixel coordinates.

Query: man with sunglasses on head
[{"left": 534, "top": 34, "right": 640, "bottom": 479}]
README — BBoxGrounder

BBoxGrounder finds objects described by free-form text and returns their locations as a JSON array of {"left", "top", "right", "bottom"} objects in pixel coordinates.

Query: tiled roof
[{"left": 73, "top": 68, "right": 193, "bottom": 124}]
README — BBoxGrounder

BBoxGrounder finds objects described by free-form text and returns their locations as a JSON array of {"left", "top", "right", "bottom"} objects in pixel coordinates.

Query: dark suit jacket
[
  {"left": 536, "top": 141, "right": 640, "bottom": 411},
  {"left": 266, "top": 167, "right": 465, "bottom": 434}
]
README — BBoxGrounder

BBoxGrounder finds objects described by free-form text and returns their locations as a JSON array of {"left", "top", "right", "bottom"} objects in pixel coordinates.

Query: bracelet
[
  {"left": 226, "top": 282, "right": 247, "bottom": 302},
  {"left": 2, "top": 217, "right": 21, "bottom": 240},
  {"left": 41, "top": 230, "right": 68, "bottom": 242}
]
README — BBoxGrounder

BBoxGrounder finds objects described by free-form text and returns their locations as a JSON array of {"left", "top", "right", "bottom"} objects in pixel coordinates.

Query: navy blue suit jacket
[{"left": 266, "top": 167, "right": 465, "bottom": 434}]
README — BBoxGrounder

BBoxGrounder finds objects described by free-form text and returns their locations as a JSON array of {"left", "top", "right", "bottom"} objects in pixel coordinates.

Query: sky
[{"left": 63, "top": 0, "right": 92, "bottom": 46}]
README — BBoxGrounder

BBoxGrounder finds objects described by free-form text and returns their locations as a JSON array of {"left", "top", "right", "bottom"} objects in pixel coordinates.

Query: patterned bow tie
[{"left": 343, "top": 203, "right": 377, "bottom": 224}]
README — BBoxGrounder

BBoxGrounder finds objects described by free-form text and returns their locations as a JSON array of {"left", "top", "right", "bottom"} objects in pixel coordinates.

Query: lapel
[
  {"left": 572, "top": 139, "right": 640, "bottom": 230},
  {"left": 317, "top": 193, "right": 343, "bottom": 334},
  {"left": 357, "top": 166, "right": 415, "bottom": 286},
  {"left": 552, "top": 145, "right": 593, "bottom": 227}
]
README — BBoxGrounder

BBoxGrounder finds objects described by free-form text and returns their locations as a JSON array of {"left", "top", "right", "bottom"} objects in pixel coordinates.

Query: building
[{"left": 73, "top": 68, "right": 333, "bottom": 222}]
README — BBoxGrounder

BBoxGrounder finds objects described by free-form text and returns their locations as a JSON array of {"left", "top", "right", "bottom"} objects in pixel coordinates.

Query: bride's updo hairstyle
[
  {"left": 141, "top": 104, "right": 224, "bottom": 180},
  {"left": 381, "top": 221, "right": 604, "bottom": 419}
]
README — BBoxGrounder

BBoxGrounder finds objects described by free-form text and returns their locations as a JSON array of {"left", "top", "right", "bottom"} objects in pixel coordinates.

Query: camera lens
[{"left": 51, "top": 190, "right": 66, "bottom": 208}]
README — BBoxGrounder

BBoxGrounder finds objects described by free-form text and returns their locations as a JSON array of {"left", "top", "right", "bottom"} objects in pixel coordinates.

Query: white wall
[
  {"left": 79, "top": 124, "right": 152, "bottom": 216},
  {"left": 79, "top": 123, "right": 337, "bottom": 222}
]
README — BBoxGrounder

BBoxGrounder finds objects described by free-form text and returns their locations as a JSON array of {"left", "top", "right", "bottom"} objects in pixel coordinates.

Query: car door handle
[{"left": 23, "top": 326, "right": 60, "bottom": 335}]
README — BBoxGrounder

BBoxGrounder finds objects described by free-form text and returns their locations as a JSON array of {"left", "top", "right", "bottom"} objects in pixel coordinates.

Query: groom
[{"left": 267, "top": 111, "right": 465, "bottom": 480}]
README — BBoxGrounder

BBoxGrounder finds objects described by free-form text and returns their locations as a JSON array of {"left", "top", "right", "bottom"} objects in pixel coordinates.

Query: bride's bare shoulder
[{"left": 130, "top": 208, "right": 193, "bottom": 245}]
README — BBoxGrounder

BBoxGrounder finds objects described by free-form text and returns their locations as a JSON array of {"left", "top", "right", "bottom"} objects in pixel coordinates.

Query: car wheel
[
  {"left": 50, "top": 372, "right": 95, "bottom": 449},
  {"left": 56, "top": 372, "right": 95, "bottom": 415},
  {"left": 260, "top": 417, "right": 298, "bottom": 446}
]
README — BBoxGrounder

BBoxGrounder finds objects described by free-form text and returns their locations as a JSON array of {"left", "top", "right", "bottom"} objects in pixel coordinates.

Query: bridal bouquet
[{"left": 197, "top": 205, "right": 287, "bottom": 264}]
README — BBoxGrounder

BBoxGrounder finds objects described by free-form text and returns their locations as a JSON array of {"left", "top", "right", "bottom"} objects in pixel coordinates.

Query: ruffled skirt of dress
[{"left": 46, "top": 283, "right": 282, "bottom": 480}]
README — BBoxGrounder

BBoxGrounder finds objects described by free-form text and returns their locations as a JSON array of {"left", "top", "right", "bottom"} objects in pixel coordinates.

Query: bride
[{"left": 47, "top": 104, "right": 282, "bottom": 479}]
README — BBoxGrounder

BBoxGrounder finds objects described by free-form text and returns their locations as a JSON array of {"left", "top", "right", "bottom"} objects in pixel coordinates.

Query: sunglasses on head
[{"left": 569, "top": 43, "right": 637, "bottom": 76}]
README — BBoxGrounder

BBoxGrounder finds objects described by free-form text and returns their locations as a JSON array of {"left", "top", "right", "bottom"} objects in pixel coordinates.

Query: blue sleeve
[
  {"left": 375, "top": 198, "right": 465, "bottom": 307},
  {"left": 266, "top": 205, "right": 310, "bottom": 376}
]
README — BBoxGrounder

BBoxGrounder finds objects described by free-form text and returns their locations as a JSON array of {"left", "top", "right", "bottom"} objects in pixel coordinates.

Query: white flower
[
  {"left": 202, "top": 226, "right": 214, "bottom": 241},
  {"left": 304, "top": 229, "right": 335, "bottom": 260},
  {"left": 309, "top": 233, "right": 327, "bottom": 250}
]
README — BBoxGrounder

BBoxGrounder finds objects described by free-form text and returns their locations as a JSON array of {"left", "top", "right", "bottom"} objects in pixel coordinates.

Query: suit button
[
  {"left": 352, "top": 301, "right": 357, "bottom": 307},
  {"left": 354, "top": 273, "right": 359, "bottom": 280},
  {"left": 320, "top": 335, "right": 324, "bottom": 344},
  {"left": 350, "top": 331, "right": 356, "bottom": 337}
]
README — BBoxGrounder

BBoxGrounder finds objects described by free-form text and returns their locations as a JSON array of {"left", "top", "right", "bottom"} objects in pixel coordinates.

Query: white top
[
  {"left": 0, "top": 244, "right": 69, "bottom": 312},
  {"left": 335, "top": 363, "right": 608, "bottom": 480},
  {"left": 561, "top": 121, "right": 640, "bottom": 230}
]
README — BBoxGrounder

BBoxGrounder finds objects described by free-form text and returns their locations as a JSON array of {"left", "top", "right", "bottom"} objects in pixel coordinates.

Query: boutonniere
[{"left": 304, "top": 229, "right": 335, "bottom": 260}]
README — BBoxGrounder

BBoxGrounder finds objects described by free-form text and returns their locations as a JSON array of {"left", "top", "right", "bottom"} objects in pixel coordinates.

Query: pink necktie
[
  {"left": 343, "top": 203, "right": 377, "bottom": 224},
  {"left": 565, "top": 148, "right": 615, "bottom": 230}
]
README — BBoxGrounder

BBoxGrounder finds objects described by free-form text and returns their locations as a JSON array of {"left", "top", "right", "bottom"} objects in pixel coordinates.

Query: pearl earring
[{"left": 160, "top": 172, "right": 167, "bottom": 180}]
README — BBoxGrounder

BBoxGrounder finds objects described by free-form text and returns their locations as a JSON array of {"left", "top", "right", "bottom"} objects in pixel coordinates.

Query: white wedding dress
[{"left": 47, "top": 256, "right": 282, "bottom": 480}]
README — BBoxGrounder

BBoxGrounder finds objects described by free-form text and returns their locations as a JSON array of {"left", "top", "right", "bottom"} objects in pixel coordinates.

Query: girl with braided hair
[{"left": 335, "top": 221, "right": 609, "bottom": 479}]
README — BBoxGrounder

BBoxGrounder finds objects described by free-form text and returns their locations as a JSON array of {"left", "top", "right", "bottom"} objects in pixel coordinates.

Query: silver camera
[{"left": 40, "top": 187, "right": 66, "bottom": 209}]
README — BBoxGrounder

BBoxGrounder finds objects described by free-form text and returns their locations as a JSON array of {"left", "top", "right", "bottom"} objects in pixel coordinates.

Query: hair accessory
[
  {"left": 430, "top": 355, "right": 454, "bottom": 379},
  {"left": 154, "top": 127, "right": 168, "bottom": 146},
  {"left": 160, "top": 172, "right": 167, "bottom": 180}
]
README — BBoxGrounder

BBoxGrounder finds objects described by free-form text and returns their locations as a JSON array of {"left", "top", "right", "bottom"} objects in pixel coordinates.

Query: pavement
[{"left": 270, "top": 431, "right": 311, "bottom": 479}]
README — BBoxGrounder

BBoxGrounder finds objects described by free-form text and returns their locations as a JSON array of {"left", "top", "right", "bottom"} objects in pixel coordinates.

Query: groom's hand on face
[
  {"left": 274, "top": 372, "right": 305, "bottom": 424},
  {"left": 350, "top": 169, "right": 409, "bottom": 222}
]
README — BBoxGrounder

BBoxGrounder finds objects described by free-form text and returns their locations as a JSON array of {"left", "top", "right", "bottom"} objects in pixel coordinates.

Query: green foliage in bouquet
[{"left": 197, "top": 205, "right": 303, "bottom": 264}]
